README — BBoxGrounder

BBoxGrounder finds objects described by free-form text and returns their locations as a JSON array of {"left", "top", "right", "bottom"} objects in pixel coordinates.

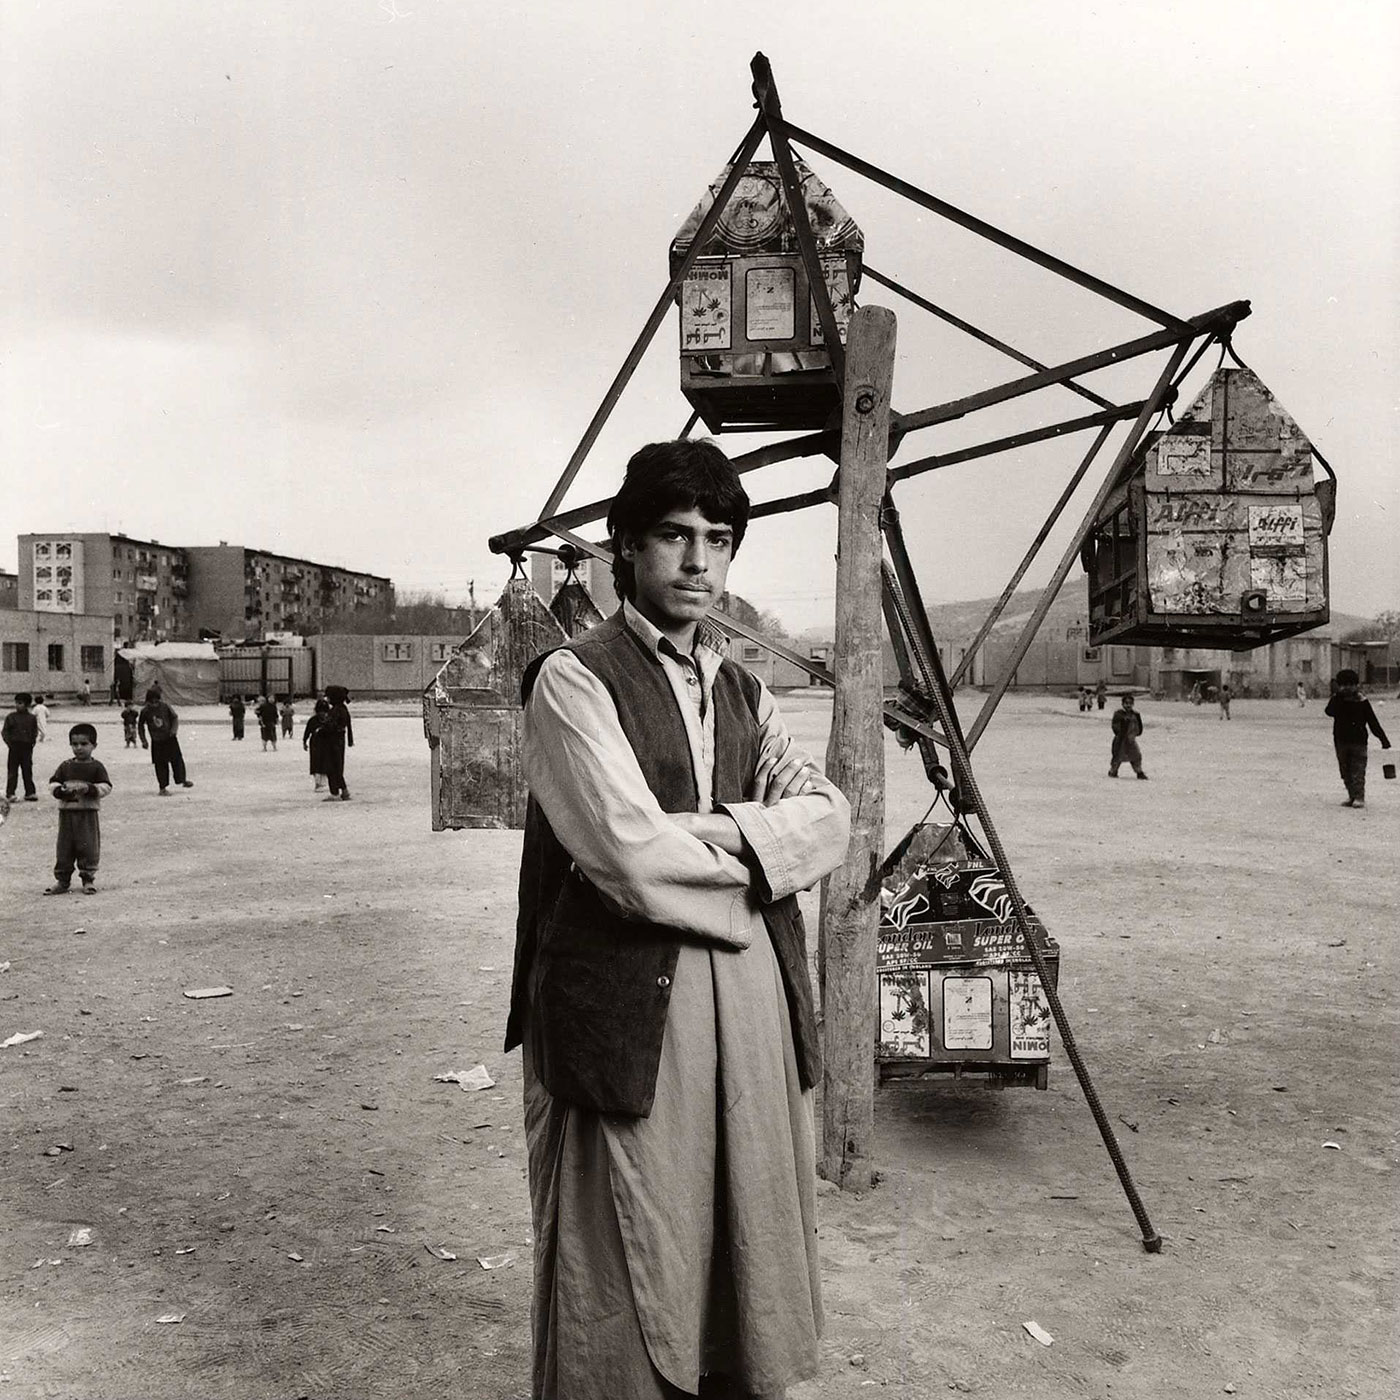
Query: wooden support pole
[{"left": 820, "top": 304, "right": 895, "bottom": 1192}]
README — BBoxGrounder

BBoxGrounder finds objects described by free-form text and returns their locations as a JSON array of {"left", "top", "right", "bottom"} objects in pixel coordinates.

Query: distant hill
[{"left": 794, "top": 581, "right": 1373, "bottom": 646}]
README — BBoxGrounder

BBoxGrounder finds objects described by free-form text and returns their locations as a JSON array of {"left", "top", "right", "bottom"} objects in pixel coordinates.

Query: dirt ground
[{"left": 1, "top": 691, "right": 1395, "bottom": 1399}]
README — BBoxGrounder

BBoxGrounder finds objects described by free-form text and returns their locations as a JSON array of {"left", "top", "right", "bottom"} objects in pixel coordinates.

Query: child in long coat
[{"left": 303, "top": 699, "right": 331, "bottom": 792}]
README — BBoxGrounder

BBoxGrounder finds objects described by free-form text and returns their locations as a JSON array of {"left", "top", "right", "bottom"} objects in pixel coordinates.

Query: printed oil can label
[
  {"left": 1155, "top": 435, "right": 1211, "bottom": 477},
  {"left": 681, "top": 263, "right": 732, "bottom": 351},
  {"left": 1009, "top": 969, "right": 1051, "bottom": 1060},
  {"left": 1250, "top": 552, "right": 1308, "bottom": 602},
  {"left": 879, "top": 972, "right": 931, "bottom": 1058},
  {"left": 809, "top": 257, "right": 852, "bottom": 346},
  {"left": 745, "top": 267, "right": 796, "bottom": 340},
  {"left": 941, "top": 975, "right": 993, "bottom": 1051},
  {"left": 1247, "top": 502, "right": 1304, "bottom": 549}
]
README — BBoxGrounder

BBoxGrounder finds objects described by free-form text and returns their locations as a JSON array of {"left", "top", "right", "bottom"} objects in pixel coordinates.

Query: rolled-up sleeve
[
  {"left": 523, "top": 652, "right": 757, "bottom": 949},
  {"left": 718, "top": 679, "right": 851, "bottom": 903}
]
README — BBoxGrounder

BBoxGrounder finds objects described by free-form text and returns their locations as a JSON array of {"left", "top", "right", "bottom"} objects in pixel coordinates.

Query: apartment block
[
  {"left": 184, "top": 545, "right": 392, "bottom": 639},
  {"left": 17, "top": 533, "right": 189, "bottom": 643}
]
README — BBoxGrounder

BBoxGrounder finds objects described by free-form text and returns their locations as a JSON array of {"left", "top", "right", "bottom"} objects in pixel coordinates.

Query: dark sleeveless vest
[{"left": 505, "top": 610, "right": 820, "bottom": 1117}]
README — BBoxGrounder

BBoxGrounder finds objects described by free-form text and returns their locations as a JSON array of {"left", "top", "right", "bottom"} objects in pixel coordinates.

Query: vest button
[{"left": 656, "top": 975, "right": 671, "bottom": 989}]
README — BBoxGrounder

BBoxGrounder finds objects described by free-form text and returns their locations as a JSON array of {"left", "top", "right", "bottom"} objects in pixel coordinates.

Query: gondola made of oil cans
[{"left": 1085, "top": 366, "right": 1335, "bottom": 650}]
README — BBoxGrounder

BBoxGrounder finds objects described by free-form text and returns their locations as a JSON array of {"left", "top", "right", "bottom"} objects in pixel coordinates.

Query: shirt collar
[{"left": 622, "top": 599, "right": 728, "bottom": 665}]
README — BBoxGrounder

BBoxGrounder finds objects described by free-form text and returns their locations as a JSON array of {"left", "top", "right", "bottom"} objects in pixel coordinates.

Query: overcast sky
[{"left": 2, "top": 0, "right": 1396, "bottom": 632}]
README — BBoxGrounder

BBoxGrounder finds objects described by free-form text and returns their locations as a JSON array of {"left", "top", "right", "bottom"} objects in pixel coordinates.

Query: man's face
[
  {"left": 70, "top": 736, "right": 95, "bottom": 759},
  {"left": 622, "top": 506, "right": 734, "bottom": 638}
]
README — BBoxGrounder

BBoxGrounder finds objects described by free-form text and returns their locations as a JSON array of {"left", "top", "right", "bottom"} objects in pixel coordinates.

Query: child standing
[
  {"left": 32, "top": 695, "right": 50, "bottom": 742},
  {"left": 303, "top": 697, "right": 331, "bottom": 791},
  {"left": 229, "top": 694, "right": 246, "bottom": 741},
  {"left": 121, "top": 702, "right": 140, "bottom": 747},
  {"left": 255, "top": 694, "right": 279, "bottom": 751},
  {"left": 45, "top": 722, "right": 111, "bottom": 894},
  {"left": 1325, "top": 669, "right": 1391, "bottom": 809},
  {"left": 1108, "top": 693, "right": 1148, "bottom": 779},
  {"left": 279, "top": 696, "right": 295, "bottom": 739},
  {"left": 4, "top": 693, "right": 40, "bottom": 802}
]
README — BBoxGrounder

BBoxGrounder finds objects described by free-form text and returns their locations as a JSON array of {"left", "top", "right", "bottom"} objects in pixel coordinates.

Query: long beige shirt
[{"left": 521, "top": 603, "right": 850, "bottom": 1397}]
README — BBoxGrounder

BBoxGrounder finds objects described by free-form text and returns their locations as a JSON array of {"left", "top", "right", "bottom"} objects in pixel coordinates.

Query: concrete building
[
  {"left": 0, "top": 570, "right": 17, "bottom": 610},
  {"left": 1152, "top": 622, "right": 1368, "bottom": 700},
  {"left": 17, "top": 533, "right": 191, "bottom": 644},
  {"left": 184, "top": 545, "right": 392, "bottom": 640},
  {"left": 309, "top": 634, "right": 472, "bottom": 697},
  {"left": 14, "top": 533, "right": 392, "bottom": 644},
  {"left": 1, "top": 609, "right": 115, "bottom": 699}
]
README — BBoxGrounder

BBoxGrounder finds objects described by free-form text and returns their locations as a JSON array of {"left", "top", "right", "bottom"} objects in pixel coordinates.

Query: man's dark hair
[
  {"left": 69, "top": 722, "right": 97, "bottom": 743},
  {"left": 1336, "top": 668, "right": 1359, "bottom": 687},
  {"left": 606, "top": 440, "right": 749, "bottom": 601}
]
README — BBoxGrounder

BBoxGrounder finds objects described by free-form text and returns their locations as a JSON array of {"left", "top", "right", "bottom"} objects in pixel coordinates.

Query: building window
[
  {"left": 429, "top": 642, "right": 452, "bottom": 662},
  {"left": 81, "top": 645, "right": 105, "bottom": 672},
  {"left": 382, "top": 642, "right": 413, "bottom": 661},
  {"left": 2, "top": 642, "right": 29, "bottom": 672},
  {"left": 741, "top": 643, "right": 764, "bottom": 662},
  {"left": 47, "top": 644, "right": 65, "bottom": 672},
  {"left": 1299, "top": 659, "right": 1313, "bottom": 674},
  {"left": 1082, "top": 647, "right": 1101, "bottom": 663}
]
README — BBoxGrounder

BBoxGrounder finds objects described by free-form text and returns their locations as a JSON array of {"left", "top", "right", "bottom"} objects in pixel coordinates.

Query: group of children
[
  {"left": 3, "top": 683, "right": 358, "bottom": 894},
  {"left": 225, "top": 688, "right": 353, "bottom": 798},
  {"left": 227, "top": 694, "right": 297, "bottom": 750}
]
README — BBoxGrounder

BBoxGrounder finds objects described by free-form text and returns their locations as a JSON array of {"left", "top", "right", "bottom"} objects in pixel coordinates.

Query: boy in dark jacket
[
  {"left": 138, "top": 689, "right": 194, "bottom": 795},
  {"left": 46, "top": 722, "right": 112, "bottom": 894},
  {"left": 121, "top": 702, "right": 140, "bottom": 747},
  {"left": 4, "top": 693, "right": 40, "bottom": 801},
  {"left": 1325, "top": 669, "right": 1390, "bottom": 808}
]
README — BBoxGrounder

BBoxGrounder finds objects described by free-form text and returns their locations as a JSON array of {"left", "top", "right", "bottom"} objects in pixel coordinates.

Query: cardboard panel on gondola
[
  {"left": 1084, "top": 366, "right": 1335, "bottom": 650},
  {"left": 877, "top": 824, "right": 1059, "bottom": 1089}
]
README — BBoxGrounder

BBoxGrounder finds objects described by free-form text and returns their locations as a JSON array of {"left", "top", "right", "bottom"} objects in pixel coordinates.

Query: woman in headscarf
[{"left": 320, "top": 686, "right": 354, "bottom": 802}]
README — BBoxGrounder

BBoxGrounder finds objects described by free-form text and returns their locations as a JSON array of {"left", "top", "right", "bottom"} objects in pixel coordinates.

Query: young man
[
  {"left": 1325, "top": 668, "right": 1390, "bottom": 808},
  {"left": 4, "top": 693, "right": 40, "bottom": 802},
  {"left": 508, "top": 439, "right": 851, "bottom": 1400},
  {"left": 1109, "top": 692, "right": 1148, "bottom": 779}
]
